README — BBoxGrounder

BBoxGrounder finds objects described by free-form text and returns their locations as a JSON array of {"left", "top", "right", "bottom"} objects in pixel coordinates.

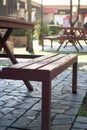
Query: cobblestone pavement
[
  {"left": 32, "top": 39, "right": 87, "bottom": 53},
  {"left": 0, "top": 58, "right": 87, "bottom": 130}
]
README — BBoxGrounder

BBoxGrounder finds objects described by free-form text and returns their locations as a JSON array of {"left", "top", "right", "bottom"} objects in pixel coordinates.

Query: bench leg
[
  {"left": 72, "top": 61, "right": 77, "bottom": 94},
  {"left": 42, "top": 38, "right": 44, "bottom": 50},
  {"left": 51, "top": 40, "right": 53, "bottom": 48},
  {"left": 42, "top": 80, "right": 51, "bottom": 130}
]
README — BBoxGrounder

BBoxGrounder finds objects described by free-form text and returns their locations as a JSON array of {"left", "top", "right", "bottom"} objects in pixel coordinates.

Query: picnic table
[
  {"left": 42, "top": 27, "right": 87, "bottom": 52},
  {"left": 0, "top": 17, "right": 78, "bottom": 130},
  {"left": 0, "top": 16, "right": 35, "bottom": 91}
]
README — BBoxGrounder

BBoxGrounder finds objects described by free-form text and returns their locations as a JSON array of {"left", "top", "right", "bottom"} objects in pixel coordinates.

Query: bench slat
[
  {"left": 23, "top": 54, "right": 66, "bottom": 69},
  {"left": 6, "top": 54, "right": 57, "bottom": 69},
  {"left": 39, "top": 54, "right": 77, "bottom": 71}
]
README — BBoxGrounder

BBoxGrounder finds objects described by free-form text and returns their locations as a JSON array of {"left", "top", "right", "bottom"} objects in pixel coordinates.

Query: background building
[
  {"left": 0, "top": 0, "right": 87, "bottom": 27},
  {"left": 0, "top": 0, "right": 41, "bottom": 21}
]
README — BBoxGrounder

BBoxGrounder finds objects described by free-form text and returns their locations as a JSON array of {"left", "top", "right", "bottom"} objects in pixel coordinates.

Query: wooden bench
[
  {"left": 42, "top": 34, "right": 81, "bottom": 51},
  {"left": 42, "top": 35, "right": 78, "bottom": 51},
  {"left": 0, "top": 53, "right": 78, "bottom": 130},
  {"left": 42, "top": 35, "right": 59, "bottom": 50}
]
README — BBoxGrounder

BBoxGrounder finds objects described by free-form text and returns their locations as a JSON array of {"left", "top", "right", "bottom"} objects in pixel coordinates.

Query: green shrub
[
  {"left": 48, "top": 21, "right": 61, "bottom": 35},
  {"left": 11, "top": 29, "right": 27, "bottom": 36},
  {"left": 33, "top": 21, "right": 49, "bottom": 44},
  {"left": 48, "top": 25, "right": 58, "bottom": 35}
]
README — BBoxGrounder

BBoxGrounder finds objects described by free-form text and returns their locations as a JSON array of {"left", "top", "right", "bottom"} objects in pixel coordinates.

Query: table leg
[
  {"left": 42, "top": 80, "right": 51, "bottom": 130},
  {"left": 0, "top": 29, "right": 33, "bottom": 91},
  {"left": 57, "top": 39, "right": 64, "bottom": 51},
  {"left": 72, "top": 61, "right": 77, "bottom": 94},
  {"left": 72, "top": 42, "right": 79, "bottom": 52},
  {"left": 84, "top": 40, "right": 87, "bottom": 45},
  {"left": 64, "top": 40, "right": 69, "bottom": 48},
  {"left": 76, "top": 41, "right": 83, "bottom": 49}
]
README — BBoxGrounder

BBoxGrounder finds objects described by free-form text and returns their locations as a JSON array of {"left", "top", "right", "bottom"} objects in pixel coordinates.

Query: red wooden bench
[
  {"left": 0, "top": 53, "right": 78, "bottom": 130},
  {"left": 42, "top": 35, "right": 59, "bottom": 50}
]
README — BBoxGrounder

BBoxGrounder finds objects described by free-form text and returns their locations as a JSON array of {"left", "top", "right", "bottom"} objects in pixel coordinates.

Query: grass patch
[{"left": 78, "top": 93, "right": 87, "bottom": 117}]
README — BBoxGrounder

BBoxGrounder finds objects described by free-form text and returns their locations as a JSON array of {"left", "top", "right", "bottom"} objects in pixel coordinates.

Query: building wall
[
  {"left": 43, "top": 13, "right": 54, "bottom": 23},
  {"left": 0, "top": 0, "right": 6, "bottom": 16},
  {"left": 43, "top": 6, "right": 87, "bottom": 27}
]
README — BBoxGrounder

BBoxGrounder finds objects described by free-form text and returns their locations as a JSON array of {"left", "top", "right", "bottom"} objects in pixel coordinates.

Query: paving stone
[
  {"left": 59, "top": 100, "right": 81, "bottom": 109},
  {"left": 0, "top": 118, "right": 13, "bottom": 126},
  {"left": 31, "top": 102, "right": 41, "bottom": 111},
  {"left": 0, "top": 126, "right": 7, "bottom": 130},
  {"left": 51, "top": 124, "right": 71, "bottom": 130},
  {"left": 7, "top": 128, "right": 21, "bottom": 130},
  {"left": 0, "top": 107, "right": 15, "bottom": 114},
  {"left": 28, "top": 118, "right": 41, "bottom": 127},
  {"left": 52, "top": 114, "right": 75, "bottom": 125},
  {"left": 12, "top": 116, "right": 32, "bottom": 128},
  {"left": 0, "top": 112, "right": 3, "bottom": 118},
  {"left": 0, "top": 101, "right": 4, "bottom": 106},
  {"left": 0, "top": 95, "right": 13, "bottom": 102},
  {"left": 73, "top": 122, "right": 87, "bottom": 129},
  {"left": 71, "top": 128, "right": 86, "bottom": 130},
  {"left": 76, "top": 116, "right": 87, "bottom": 123},
  {"left": 24, "top": 110, "right": 39, "bottom": 117},
  {"left": 65, "top": 93, "right": 85, "bottom": 102},
  {"left": 4, "top": 114, "right": 16, "bottom": 121},
  {"left": 15, "top": 102, "right": 34, "bottom": 109},
  {"left": 52, "top": 101, "right": 70, "bottom": 110},
  {"left": 27, "top": 127, "right": 41, "bottom": 130},
  {"left": 72, "top": 116, "right": 87, "bottom": 129},
  {"left": 11, "top": 108, "right": 27, "bottom": 117},
  {"left": 65, "top": 107, "right": 79, "bottom": 115}
]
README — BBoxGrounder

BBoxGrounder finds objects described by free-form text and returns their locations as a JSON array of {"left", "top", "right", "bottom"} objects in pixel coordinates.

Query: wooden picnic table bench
[
  {"left": 0, "top": 16, "right": 34, "bottom": 91},
  {"left": 0, "top": 53, "right": 78, "bottom": 130},
  {"left": 58, "top": 27, "right": 87, "bottom": 51},
  {"left": 42, "top": 27, "right": 87, "bottom": 52},
  {"left": 42, "top": 35, "right": 59, "bottom": 50}
]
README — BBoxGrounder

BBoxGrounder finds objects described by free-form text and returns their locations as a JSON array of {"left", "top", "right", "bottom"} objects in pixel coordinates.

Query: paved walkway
[
  {"left": 32, "top": 40, "right": 87, "bottom": 53},
  {"left": 13, "top": 40, "right": 87, "bottom": 54},
  {"left": 0, "top": 57, "right": 87, "bottom": 130}
]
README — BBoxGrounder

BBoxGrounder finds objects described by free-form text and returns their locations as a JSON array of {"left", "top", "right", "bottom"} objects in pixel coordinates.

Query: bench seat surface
[{"left": 0, "top": 54, "right": 77, "bottom": 81}]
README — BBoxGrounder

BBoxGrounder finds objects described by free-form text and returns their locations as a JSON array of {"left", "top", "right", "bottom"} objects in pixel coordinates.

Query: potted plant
[{"left": 10, "top": 29, "right": 28, "bottom": 47}]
